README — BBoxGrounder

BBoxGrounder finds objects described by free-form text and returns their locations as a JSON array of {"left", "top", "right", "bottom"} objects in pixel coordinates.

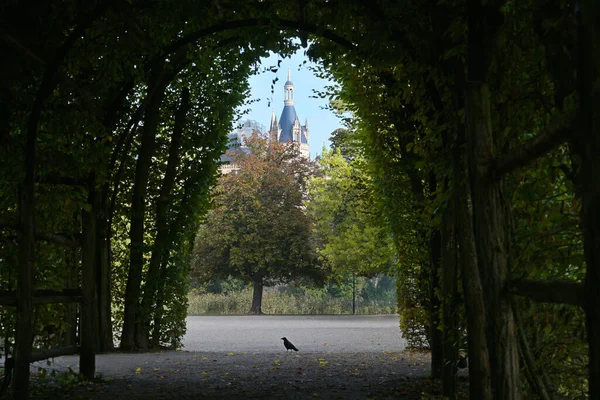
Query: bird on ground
[{"left": 281, "top": 337, "right": 299, "bottom": 352}]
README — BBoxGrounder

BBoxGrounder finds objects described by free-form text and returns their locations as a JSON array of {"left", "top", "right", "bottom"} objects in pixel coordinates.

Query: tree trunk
[
  {"left": 429, "top": 228, "right": 443, "bottom": 379},
  {"left": 14, "top": 58, "right": 43, "bottom": 393},
  {"left": 137, "top": 87, "right": 189, "bottom": 349},
  {"left": 14, "top": 187, "right": 35, "bottom": 399},
  {"left": 80, "top": 175, "right": 98, "bottom": 379},
  {"left": 466, "top": 1, "right": 519, "bottom": 395},
  {"left": 121, "top": 61, "right": 166, "bottom": 350},
  {"left": 575, "top": 3, "right": 600, "bottom": 396},
  {"left": 62, "top": 246, "right": 78, "bottom": 347},
  {"left": 152, "top": 179, "right": 194, "bottom": 347},
  {"left": 513, "top": 301, "right": 554, "bottom": 400},
  {"left": 96, "top": 199, "right": 113, "bottom": 352},
  {"left": 581, "top": 84, "right": 600, "bottom": 400},
  {"left": 455, "top": 124, "right": 493, "bottom": 399},
  {"left": 151, "top": 258, "right": 169, "bottom": 348},
  {"left": 441, "top": 196, "right": 458, "bottom": 397},
  {"left": 466, "top": 82, "right": 520, "bottom": 399},
  {"left": 251, "top": 277, "right": 264, "bottom": 314},
  {"left": 352, "top": 273, "right": 356, "bottom": 315}
]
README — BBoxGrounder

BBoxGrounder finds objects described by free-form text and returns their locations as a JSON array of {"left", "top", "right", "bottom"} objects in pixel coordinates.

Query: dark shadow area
[{"left": 24, "top": 350, "right": 462, "bottom": 399}]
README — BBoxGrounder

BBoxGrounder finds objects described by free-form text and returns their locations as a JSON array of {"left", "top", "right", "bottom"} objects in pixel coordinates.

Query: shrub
[{"left": 188, "top": 278, "right": 397, "bottom": 315}]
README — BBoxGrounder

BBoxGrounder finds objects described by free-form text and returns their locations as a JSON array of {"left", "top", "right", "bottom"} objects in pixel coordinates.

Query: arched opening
[{"left": 0, "top": 1, "right": 596, "bottom": 399}]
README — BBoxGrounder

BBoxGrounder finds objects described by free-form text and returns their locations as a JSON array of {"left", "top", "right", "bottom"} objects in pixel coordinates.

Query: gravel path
[
  {"left": 182, "top": 315, "right": 406, "bottom": 353},
  {"left": 29, "top": 350, "right": 434, "bottom": 399},
  {"left": 18, "top": 316, "right": 457, "bottom": 399}
]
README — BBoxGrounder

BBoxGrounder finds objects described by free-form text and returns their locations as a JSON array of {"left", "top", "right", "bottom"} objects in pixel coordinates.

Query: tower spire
[
  {"left": 269, "top": 108, "right": 279, "bottom": 140},
  {"left": 284, "top": 68, "right": 294, "bottom": 105}
]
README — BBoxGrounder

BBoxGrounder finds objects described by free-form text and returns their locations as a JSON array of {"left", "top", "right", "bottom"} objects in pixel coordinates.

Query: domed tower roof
[{"left": 279, "top": 106, "right": 298, "bottom": 142}]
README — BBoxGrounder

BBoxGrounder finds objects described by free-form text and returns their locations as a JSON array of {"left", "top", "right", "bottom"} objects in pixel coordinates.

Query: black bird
[{"left": 281, "top": 337, "right": 299, "bottom": 352}]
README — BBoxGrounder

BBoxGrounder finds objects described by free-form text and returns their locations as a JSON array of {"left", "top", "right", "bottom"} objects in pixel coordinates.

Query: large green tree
[
  {"left": 307, "top": 148, "right": 395, "bottom": 278},
  {"left": 193, "top": 131, "right": 320, "bottom": 314},
  {"left": 307, "top": 147, "right": 396, "bottom": 314}
]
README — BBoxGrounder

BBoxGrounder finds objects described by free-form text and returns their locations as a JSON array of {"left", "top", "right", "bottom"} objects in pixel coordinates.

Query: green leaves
[{"left": 307, "top": 148, "right": 396, "bottom": 281}]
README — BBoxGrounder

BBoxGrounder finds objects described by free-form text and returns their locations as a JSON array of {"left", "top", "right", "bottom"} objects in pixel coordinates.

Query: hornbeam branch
[
  {"left": 489, "top": 113, "right": 573, "bottom": 180},
  {"left": 30, "top": 346, "right": 79, "bottom": 362},
  {"left": 0, "top": 289, "right": 82, "bottom": 306},
  {"left": 509, "top": 279, "right": 583, "bottom": 307},
  {"left": 0, "top": 225, "right": 79, "bottom": 247}
]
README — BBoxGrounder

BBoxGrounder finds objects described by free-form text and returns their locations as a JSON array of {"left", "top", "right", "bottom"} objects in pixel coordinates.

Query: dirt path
[{"left": 26, "top": 349, "right": 455, "bottom": 399}]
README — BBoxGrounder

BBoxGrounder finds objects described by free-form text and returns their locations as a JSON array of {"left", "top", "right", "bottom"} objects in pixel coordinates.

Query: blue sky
[{"left": 237, "top": 50, "right": 343, "bottom": 159}]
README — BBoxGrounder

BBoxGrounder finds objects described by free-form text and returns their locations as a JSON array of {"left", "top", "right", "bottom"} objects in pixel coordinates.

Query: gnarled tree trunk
[
  {"left": 466, "top": 82, "right": 520, "bottom": 399},
  {"left": 466, "top": 1, "right": 520, "bottom": 396},
  {"left": 455, "top": 127, "right": 492, "bottom": 399}
]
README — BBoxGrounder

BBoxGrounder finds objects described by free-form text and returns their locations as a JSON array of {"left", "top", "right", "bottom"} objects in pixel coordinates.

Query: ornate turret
[{"left": 276, "top": 69, "right": 310, "bottom": 158}]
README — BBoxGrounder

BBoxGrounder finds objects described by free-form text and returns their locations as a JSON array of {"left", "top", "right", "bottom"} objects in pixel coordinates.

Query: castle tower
[{"left": 277, "top": 69, "right": 309, "bottom": 159}]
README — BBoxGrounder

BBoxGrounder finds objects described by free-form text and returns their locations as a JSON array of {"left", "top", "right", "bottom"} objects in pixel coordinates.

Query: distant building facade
[
  {"left": 219, "top": 120, "right": 258, "bottom": 174},
  {"left": 221, "top": 70, "right": 309, "bottom": 174}
]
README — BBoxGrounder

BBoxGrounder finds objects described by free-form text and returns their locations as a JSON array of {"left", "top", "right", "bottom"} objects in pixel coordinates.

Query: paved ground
[
  {"left": 182, "top": 315, "right": 406, "bottom": 353},
  {"left": 16, "top": 315, "right": 452, "bottom": 399}
]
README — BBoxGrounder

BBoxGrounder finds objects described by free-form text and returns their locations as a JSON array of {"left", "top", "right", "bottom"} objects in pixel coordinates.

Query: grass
[{"left": 187, "top": 286, "right": 397, "bottom": 315}]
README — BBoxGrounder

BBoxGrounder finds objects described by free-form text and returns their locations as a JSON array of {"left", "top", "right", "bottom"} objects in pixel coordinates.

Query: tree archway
[{"left": 2, "top": 1, "right": 598, "bottom": 399}]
